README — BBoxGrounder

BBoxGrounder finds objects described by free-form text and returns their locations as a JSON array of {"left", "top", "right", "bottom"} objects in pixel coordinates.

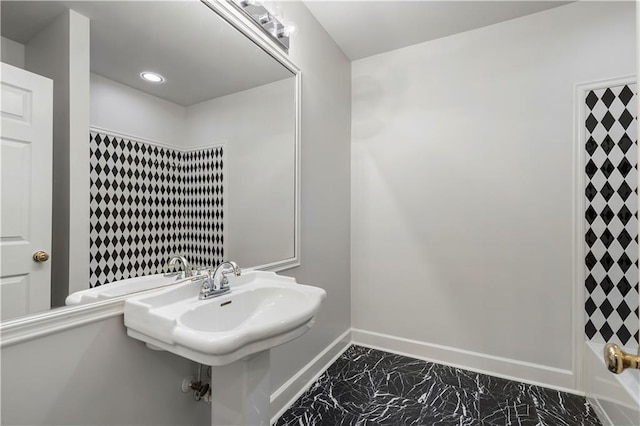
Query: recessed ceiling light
[{"left": 140, "top": 71, "right": 164, "bottom": 84}]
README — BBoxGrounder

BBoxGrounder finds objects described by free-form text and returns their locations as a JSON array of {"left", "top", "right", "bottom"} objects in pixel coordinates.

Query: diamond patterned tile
[
  {"left": 585, "top": 320, "right": 598, "bottom": 339},
  {"left": 584, "top": 84, "right": 638, "bottom": 347},
  {"left": 89, "top": 132, "right": 224, "bottom": 287}
]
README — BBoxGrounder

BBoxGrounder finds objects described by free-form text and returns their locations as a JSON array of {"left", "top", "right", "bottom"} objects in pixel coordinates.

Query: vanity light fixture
[
  {"left": 231, "top": 0, "right": 294, "bottom": 51},
  {"left": 140, "top": 71, "right": 165, "bottom": 84}
]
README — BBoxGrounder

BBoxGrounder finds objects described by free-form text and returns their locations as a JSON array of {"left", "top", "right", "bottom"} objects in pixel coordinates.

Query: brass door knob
[
  {"left": 32, "top": 251, "right": 50, "bottom": 262},
  {"left": 604, "top": 343, "right": 640, "bottom": 374}
]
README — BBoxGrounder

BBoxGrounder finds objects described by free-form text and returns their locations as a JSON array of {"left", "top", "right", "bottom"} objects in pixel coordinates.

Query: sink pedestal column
[{"left": 210, "top": 350, "right": 271, "bottom": 426}]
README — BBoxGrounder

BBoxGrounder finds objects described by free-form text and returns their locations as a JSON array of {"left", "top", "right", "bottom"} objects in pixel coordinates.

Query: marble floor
[{"left": 275, "top": 345, "right": 602, "bottom": 426}]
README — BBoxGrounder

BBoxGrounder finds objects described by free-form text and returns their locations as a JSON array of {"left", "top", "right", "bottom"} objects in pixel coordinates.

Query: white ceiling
[
  {"left": 303, "top": 0, "right": 572, "bottom": 60},
  {"left": 2, "top": 1, "right": 293, "bottom": 106}
]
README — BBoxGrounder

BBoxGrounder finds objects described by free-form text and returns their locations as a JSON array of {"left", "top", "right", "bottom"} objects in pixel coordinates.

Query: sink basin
[
  {"left": 124, "top": 271, "right": 326, "bottom": 365},
  {"left": 66, "top": 273, "right": 191, "bottom": 305}
]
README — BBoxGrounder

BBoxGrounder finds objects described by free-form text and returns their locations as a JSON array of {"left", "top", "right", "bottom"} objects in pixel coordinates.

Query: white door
[{"left": 0, "top": 62, "right": 53, "bottom": 320}]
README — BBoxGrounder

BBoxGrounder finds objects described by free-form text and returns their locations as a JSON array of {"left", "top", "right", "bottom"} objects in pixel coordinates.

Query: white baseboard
[
  {"left": 587, "top": 396, "right": 614, "bottom": 426},
  {"left": 352, "top": 328, "right": 580, "bottom": 395},
  {"left": 270, "top": 328, "right": 352, "bottom": 425}
]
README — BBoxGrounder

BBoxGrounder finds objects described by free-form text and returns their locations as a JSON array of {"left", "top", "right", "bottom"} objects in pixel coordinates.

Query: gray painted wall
[
  {"left": 269, "top": 0, "right": 352, "bottom": 395},
  {"left": 350, "top": 0, "right": 635, "bottom": 390},
  {"left": 24, "top": 11, "right": 74, "bottom": 310},
  {"left": 0, "top": 36, "right": 25, "bottom": 68},
  {"left": 1, "top": 317, "right": 210, "bottom": 425},
  {"left": 24, "top": 10, "right": 91, "bottom": 308},
  {"left": 0, "top": 2, "right": 351, "bottom": 425}
]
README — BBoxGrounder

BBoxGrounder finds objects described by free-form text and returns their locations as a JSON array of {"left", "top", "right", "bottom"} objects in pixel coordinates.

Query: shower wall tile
[
  {"left": 89, "top": 132, "right": 224, "bottom": 287},
  {"left": 180, "top": 148, "right": 225, "bottom": 269},
  {"left": 584, "top": 83, "right": 639, "bottom": 347}
]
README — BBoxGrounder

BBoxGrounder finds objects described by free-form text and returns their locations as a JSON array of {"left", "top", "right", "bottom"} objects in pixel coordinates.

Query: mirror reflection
[{"left": 0, "top": 1, "right": 297, "bottom": 321}]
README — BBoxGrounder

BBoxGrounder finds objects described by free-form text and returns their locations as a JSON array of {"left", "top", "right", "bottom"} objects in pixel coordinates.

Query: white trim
[
  {"left": 572, "top": 75, "right": 637, "bottom": 393},
  {"left": 352, "top": 328, "right": 580, "bottom": 395},
  {"left": 250, "top": 257, "right": 301, "bottom": 274},
  {"left": 292, "top": 69, "right": 301, "bottom": 271},
  {"left": 0, "top": 298, "right": 123, "bottom": 347},
  {"left": 270, "top": 328, "right": 352, "bottom": 425},
  {"left": 90, "top": 125, "right": 186, "bottom": 151},
  {"left": 91, "top": 125, "right": 227, "bottom": 154},
  {"left": 574, "top": 76, "right": 637, "bottom": 93},
  {"left": 182, "top": 142, "right": 227, "bottom": 153}
]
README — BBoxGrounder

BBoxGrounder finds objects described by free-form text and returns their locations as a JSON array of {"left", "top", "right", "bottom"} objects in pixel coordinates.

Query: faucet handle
[
  {"left": 198, "top": 270, "right": 216, "bottom": 297},
  {"left": 164, "top": 263, "right": 183, "bottom": 279},
  {"left": 219, "top": 275, "right": 230, "bottom": 289}
]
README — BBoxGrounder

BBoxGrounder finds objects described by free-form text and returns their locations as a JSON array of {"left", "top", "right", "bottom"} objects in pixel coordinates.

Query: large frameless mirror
[{"left": 0, "top": 0, "right": 299, "bottom": 323}]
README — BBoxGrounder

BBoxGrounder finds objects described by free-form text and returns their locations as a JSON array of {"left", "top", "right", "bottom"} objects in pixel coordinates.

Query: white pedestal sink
[
  {"left": 209, "top": 350, "right": 271, "bottom": 425},
  {"left": 124, "top": 271, "right": 326, "bottom": 425}
]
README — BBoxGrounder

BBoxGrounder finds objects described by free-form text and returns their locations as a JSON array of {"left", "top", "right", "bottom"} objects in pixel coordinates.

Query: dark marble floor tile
[
  {"left": 535, "top": 409, "right": 602, "bottom": 426},
  {"left": 477, "top": 373, "right": 528, "bottom": 399},
  {"left": 526, "top": 385, "right": 601, "bottom": 426},
  {"left": 327, "top": 355, "right": 385, "bottom": 390},
  {"left": 342, "top": 344, "right": 378, "bottom": 362},
  {"left": 418, "top": 411, "right": 484, "bottom": 426},
  {"left": 375, "top": 353, "right": 434, "bottom": 377},
  {"left": 313, "top": 372, "right": 375, "bottom": 412},
  {"left": 275, "top": 374, "right": 369, "bottom": 426},
  {"left": 276, "top": 406, "right": 359, "bottom": 426},
  {"left": 478, "top": 393, "right": 538, "bottom": 426},
  {"left": 276, "top": 346, "right": 602, "bottom": 426},
  {"left": 376, "top": 370, "right": 480, "bottom": 425},
  {"left": 342, "top": 346, "right": 434, "bottom": 377},
  {"left": 356, "top": 392, "right": 429, "bottom": 426},
  {"left": 417, "top": 381, "right": 480, "bottom": 421},
  {"left": 429, "top": 363, "right": 481, "bottom": 391},
  {"left": 327, "top": 377, "right": 377, "bottom": 413},
  {"left": 377, "top": 369, "right": 435, "bottom": 401}
]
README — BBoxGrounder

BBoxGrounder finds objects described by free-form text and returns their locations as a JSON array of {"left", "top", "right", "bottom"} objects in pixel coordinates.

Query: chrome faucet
[
  {"left": 165, "top": 255, "right": 193, "bottom": 279},
  {"left": 199, "top": 261, "right": 241, "bottom": 300}
]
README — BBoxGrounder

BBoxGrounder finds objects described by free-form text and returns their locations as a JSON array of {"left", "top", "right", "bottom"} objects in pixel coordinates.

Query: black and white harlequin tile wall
[
  {"left": 181, "top": 149, "right": 224, "bottom": 268},
  {"left": 89, "top": 132, "right": 224, "bottom": 287},
  {"left": 584, "top": 83, "right": 639, "bottom": 347}
]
